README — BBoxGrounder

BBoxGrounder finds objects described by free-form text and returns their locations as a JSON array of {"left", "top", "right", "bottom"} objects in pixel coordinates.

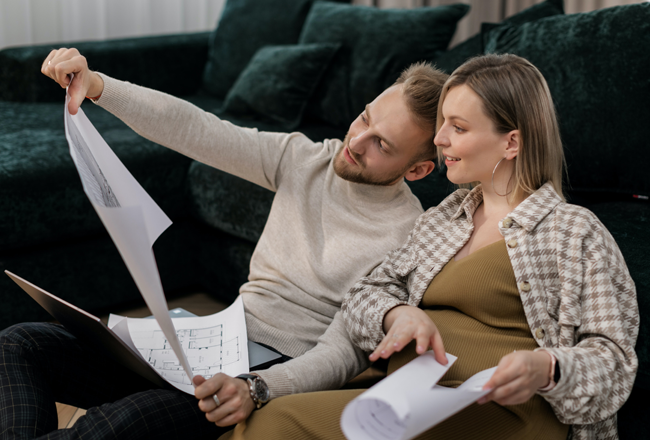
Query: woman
[{"left": 219, "top": 54, "right": 638, "bottom": 440}]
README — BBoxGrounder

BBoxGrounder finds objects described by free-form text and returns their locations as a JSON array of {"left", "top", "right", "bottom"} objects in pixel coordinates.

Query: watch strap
[
  {"left": 236, "top": 374, "right": 267, "bottom": 409},
  {"left": 553, "top": 357, "right": 561, "bottom": 383},
  {"left": 86, "top": 94, "right": 102, "bottom": 103},
  {"left": 236, "top": 374, "right": 258, "bottom": 381},
  {"left": 538, "top": 352, "right": 558, "bottom": 392}
]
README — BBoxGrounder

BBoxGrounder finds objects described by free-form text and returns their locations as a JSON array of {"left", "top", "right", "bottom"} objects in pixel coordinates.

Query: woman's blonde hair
[{"left": 436, "top": 53, "right": 566, "bottom": 201}]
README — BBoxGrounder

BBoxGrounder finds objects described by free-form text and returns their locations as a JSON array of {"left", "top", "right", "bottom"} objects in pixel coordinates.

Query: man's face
[{"left": 333, "top": 85, "right": 432, "bottom": 186}]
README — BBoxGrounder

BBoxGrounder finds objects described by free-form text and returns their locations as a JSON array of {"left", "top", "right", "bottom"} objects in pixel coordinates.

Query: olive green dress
[{"left": 221, "top": 240, "right": 569, "bottom": 440}]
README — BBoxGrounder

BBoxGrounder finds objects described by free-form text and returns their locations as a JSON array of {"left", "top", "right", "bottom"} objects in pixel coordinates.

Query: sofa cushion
[
  {"left": 186, "top": 120, "right": 346, "bottom": 243},
  {"left": 299, "top": 1, "right": 469, "bottom": 128},
  {"left": 0, "top": 101, "right": 191, "bottom": 250},
  {"left": 483, "top": 3, "right": 650, "bottom": 196},
  {"left": 188, "top": 163, "right": 274, "bottom": 244},
  {"left": 434, "top": 0, "right": 563, "bottom": 74},
  {"left": 222, "top": 43, "right": 341, "bottom": 131},
  {"left": 201, "top": 0, "right": 349, "bottom": 99}
]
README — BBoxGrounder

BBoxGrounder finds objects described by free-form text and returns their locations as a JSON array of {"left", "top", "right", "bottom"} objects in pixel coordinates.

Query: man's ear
[
  {"left": 504, "top": 129, "right": 520, "bottom": 160},
  {"left": 404, "top": 160, "right": 435, "bottom": 182}
]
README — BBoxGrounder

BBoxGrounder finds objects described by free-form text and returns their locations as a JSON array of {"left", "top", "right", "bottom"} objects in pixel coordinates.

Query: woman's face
[{"left": 434, "top": 84, "right": 514, "bottom": 186}]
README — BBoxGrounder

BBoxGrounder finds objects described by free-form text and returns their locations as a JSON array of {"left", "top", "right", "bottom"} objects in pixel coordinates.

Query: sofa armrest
[{"left": 0, "top": 31, "right": 210, "bottom": 103}]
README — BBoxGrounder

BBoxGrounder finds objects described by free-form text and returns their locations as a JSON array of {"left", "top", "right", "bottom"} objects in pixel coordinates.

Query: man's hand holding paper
[
  {"left": 42, "top": 48, "right": 104, "bottom": 115},
  {"left": 193, "top": 374, "right": 256, "bottom": 427}
]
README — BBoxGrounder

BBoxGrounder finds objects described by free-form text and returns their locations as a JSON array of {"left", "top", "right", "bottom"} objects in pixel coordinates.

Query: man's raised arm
[{"left": 41, "top": 48, "right": 302, "bottom": 192}]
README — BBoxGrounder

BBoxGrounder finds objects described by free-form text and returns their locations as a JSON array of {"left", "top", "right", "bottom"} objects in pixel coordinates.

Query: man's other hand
[
  {"left": 41, "top": 48, "right": 104, "bottom": 115},
  {"left": 193, "top": 373, "right": 256, "bottom": 427}
]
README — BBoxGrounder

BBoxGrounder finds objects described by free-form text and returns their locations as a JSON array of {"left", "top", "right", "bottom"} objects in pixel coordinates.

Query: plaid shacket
[{"left": 341, "top": 182, "right": 638, "bottom": 440}]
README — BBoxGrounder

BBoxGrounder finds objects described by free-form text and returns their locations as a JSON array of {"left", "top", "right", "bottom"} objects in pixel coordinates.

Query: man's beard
[{"left": 333, "top": 135, "right": 408, "bottom": 186}]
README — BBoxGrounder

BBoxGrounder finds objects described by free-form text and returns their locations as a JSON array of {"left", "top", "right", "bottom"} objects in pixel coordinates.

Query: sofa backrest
[
  {"left": 0, "top": 32, "right": 210, "bottom": 103},
  {"left": 481, "top": 4, "right": 650, "bottom": 198}
]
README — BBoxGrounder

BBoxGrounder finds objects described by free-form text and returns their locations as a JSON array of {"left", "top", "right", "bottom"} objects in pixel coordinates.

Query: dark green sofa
[{"left": 0, "top": 0, "right": 648, "bottom": 437}]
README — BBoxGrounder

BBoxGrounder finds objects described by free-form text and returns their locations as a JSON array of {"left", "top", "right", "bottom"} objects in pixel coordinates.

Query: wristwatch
[{"left": 236, "top": 374, "right": 270, "bottom": 409}]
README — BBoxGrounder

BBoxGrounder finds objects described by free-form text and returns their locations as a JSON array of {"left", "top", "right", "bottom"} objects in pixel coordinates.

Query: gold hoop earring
[{"left": 491, "top": 157, "right": 512, "bottom": 197}]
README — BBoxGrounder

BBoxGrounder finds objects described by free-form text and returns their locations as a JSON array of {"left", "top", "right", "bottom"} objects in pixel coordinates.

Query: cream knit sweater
[{"left": 95, "top": 73, "right": 424, "bottom": 398}]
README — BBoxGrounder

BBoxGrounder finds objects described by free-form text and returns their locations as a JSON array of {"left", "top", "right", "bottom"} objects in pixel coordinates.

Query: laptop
[{"left": 5, "top": 271, "right": 282, "bottom": 388}]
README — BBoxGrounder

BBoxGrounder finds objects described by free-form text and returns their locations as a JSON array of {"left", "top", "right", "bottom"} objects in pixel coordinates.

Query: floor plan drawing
[
  {"left": 130, "top": 325, "right": 241, "bottom": 386},
  {"left": 65, "top": 106, "right": 120, "bottom": 208},
  {"left": 108, "top": 296, "right": 249, "bottom": 394}
]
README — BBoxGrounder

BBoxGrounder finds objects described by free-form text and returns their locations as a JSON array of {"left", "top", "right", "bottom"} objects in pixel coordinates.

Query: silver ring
[{"left": 212, "top": 394, "right": 220, "bottom": 407}]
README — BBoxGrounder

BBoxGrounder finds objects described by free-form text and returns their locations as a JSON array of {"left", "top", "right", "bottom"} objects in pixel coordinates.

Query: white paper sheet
[
  {"left": 63, "top": 85, "right": 193, "bottom": 384},
  {"left": 340, "top": 352, "right": 497, "bottom": 440},
  {"left": 108, "top": 297, "right": 250, "bottom": 394}
]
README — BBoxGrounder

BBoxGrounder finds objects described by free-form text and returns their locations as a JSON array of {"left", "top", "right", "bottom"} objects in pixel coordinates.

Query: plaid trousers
[{"left": 0, "top": 322, "right": 228, "bottom": 440}]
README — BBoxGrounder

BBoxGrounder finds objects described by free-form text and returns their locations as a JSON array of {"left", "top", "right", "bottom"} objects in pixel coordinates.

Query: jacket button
[
  {"left": 519, "top": 281, "right": 531, "bottom": 292},
  {"left": 507, "top": 239, "right": 518, "bottom": 248},
  {"left": 535, "top": 327, "right": 546, "bottom": 339},
  {"left": 502, "top": 217, "right": 513, "bottom": 228}
]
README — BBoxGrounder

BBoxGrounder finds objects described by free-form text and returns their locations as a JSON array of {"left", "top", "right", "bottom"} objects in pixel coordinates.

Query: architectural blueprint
[
  {"left": 108, "top": 297, "right": 249, "bottom": 394},
  {"left": 64, "top": 106, "right": 120, "bottom": 208}
]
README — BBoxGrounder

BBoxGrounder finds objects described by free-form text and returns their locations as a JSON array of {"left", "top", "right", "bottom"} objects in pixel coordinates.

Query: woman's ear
[{"left": 504, "top": 129, "right": 520, "bottom": 160}]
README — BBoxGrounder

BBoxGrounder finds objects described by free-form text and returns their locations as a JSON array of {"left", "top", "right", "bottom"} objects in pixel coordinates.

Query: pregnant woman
[{"left": 219, "top": 54, "right": 638, "bottom": 440}]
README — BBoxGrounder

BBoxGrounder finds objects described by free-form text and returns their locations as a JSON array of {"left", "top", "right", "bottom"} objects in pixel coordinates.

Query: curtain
[
  {"left": 355, "top": 0, "right": 645, "bottom": 46},
  {"left": 0, "top": 0, "right": 226, "bottom": 50}
]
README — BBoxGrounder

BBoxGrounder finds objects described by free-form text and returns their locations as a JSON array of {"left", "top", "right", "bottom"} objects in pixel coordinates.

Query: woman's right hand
[
  {"left": 369, "top": 305, "right": 447, "bottom": 365},
  {"left": 41, "top": 48, "right": 104, "bottom": 115}
]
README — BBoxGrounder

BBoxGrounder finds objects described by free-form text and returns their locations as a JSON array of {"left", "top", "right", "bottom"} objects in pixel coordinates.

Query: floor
[{"left": 55, "top": 292, "right": 229, "bottom": 429}]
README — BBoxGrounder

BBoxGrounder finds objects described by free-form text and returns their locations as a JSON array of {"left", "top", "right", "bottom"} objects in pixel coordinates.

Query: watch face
[{"left": 254, "top": 378, "right": 270, "bottom": 403}]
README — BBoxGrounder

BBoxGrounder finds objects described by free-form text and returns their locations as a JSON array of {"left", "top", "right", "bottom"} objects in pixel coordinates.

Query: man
[{"left": 0, "top": 48, "right": 447, "bottom": 439}]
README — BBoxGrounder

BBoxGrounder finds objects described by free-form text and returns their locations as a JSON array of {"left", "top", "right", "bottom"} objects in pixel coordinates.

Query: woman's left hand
[{"left": 478, "top": 351, "right": 552, "bottom": 406}]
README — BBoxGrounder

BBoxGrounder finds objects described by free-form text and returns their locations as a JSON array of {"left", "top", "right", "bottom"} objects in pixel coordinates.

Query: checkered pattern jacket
[{"left": 341, "top": 183, "right": 638, "bottom": 440}]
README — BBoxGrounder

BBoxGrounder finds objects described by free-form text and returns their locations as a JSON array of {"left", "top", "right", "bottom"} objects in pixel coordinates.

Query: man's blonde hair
[
  {"left": 394, "top": 62, "right": 448, "bottom": 162},
  {"left": 437, "top": 54, "right": 566, "bottom": 201}
]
